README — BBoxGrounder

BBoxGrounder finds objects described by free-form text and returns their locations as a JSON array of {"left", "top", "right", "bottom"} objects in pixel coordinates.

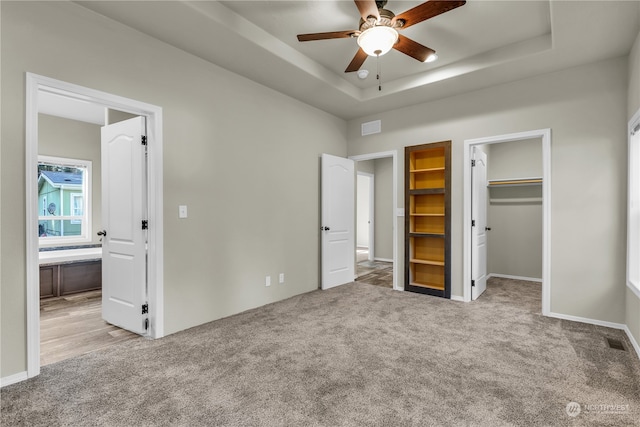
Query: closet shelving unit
[
  {"left": 488, "top": 177, "right": 543, "bottom": 204},
  {"left": 487, "top": 177, "right": 542, "bottom": 187},
  {"left": 405, "top": 141, "right": 451, "bottom": 298}
]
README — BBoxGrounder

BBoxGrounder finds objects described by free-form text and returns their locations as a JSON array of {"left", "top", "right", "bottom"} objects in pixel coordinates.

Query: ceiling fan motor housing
[{"left": 359, "top": 9, "right": 398, "bottom": 32}]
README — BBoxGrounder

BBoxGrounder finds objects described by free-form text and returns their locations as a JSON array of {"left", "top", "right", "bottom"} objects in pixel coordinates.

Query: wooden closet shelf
[
  {"left": 409, "top": 188, "right": 445, "bottom": 195},
  {"left": 410, "top": 259, "right": 445, "bottom": 266},
  {"left": 410, "top": 167, "right": 445, "bottom": 173},
  {"left": 410, "top": 213, "right": 445, "bottom": 217},
  {"left": 488, "top": 177, "right": 542, "bottom": 187},
  {"left": 409, "top": 233, "right": 445, "bottom": 238},
  {"left": 409, "top": 282, "right": 445, "bottom": 291}
]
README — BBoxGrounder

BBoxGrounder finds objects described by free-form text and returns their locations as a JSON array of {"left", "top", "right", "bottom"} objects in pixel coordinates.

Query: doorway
[
  {"left": 25, "top": 73, "right": 165, "bottom": 378},
  {"left": 356, "top": 172, "right": 374, "bottom": 263},
  {"left": 350, "top": 151, "right": 399, "bottom": 291},
  {"left": 463, "top": 129, "right": 551, "bottom": 314}
]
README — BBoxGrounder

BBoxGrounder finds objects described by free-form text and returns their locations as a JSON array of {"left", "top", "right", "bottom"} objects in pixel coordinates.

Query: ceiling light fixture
[
  {"left": 357, "top": 26, "right": 399, "bottom": 57},
  {"left": 357, "top": 69, "right": 369, "bottom": 79},
  {"left": 425, "top": 53, "right": 438, "bottom": 63}
]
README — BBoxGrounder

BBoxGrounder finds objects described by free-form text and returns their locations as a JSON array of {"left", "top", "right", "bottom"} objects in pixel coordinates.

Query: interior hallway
[{"left": 356, "top": 248, "right": 393, "bottom": 288}]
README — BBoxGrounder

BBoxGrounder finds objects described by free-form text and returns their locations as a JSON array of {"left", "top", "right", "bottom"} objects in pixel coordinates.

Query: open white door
[
  {"left": 471, "top": 147, "right": 488, "bottom": 300},
  {"left": 101, "top": 116, "right": 148, "bottom": 334},
  {"left": 321, "top": 154, "right": 355, "bottom": 290}
]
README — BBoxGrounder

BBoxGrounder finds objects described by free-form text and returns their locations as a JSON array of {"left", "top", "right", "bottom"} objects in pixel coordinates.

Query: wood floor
[
  {"left": 40, "top": 290, "right": 141, "bottom": 366},
  {"left": 355, "top": 249, "right": 393, "bottom": 288}
]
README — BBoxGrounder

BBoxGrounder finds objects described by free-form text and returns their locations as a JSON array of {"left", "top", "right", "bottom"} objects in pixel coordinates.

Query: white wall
[
  {"left": 347, "top": 57, "right": 628, "bottom": 324},
  {"left": 356, "top": 173, "right": 371, "bottom": 248},
  {"left": 1, "top": 2, "right": 346, "bottom": 378},
  {"left": 373, "top": 157, "right": 393, "bottom": 260}
]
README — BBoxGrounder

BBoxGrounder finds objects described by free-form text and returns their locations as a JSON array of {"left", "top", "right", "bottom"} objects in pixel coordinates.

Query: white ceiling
[{"left": 76, "top": 0, "right": 639, "bottom": 120}]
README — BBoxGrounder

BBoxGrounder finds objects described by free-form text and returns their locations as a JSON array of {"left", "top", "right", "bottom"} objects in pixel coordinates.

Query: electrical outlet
[
  {"left": 279, "top": 273, "right": 284, "bottom": 284},
  {"left": 265, "top": 276, "right": 271, "bottom": 287}
]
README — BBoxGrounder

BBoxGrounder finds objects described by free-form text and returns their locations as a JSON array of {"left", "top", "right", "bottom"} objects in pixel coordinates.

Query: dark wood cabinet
[
  {"left": 405, "top": 141, "right": 451, "bottom": 298},
  {"left": 39, "top": 260, "right": 102, "bottom": 299}
]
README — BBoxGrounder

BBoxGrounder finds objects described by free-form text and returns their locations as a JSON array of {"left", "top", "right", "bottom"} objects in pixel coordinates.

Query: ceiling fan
[{"left": 297, "top": 0, "right": 466, "bottom": 73}]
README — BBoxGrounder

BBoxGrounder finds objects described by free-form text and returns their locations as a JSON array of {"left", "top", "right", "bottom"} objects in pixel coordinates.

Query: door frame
[
  {"left": 25, "top": 73, "right": 164, "bottom": 378},
  {"left": 462, "top": 129, "right": 551, "bottom": 315},
  {"left": 356, "top": 171, "right": 375, "bottom": 262},
  {"left": 349, "top": 151, "right": 399, "bottom": 291}
]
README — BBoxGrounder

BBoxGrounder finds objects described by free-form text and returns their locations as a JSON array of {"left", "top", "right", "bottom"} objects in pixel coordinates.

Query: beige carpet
[{"left": 2, "top": 278, "right": 639, "bottom": 426}]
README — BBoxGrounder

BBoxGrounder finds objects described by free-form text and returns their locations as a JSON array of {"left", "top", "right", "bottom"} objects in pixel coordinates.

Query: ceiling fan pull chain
[{"left": 377, "top": 53, "right": 382, "bottom": 91}]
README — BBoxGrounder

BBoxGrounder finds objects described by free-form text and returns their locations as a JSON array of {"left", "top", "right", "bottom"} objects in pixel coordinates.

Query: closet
[{"left": 485, "top": 140, "right": 543, "bottom": 280}]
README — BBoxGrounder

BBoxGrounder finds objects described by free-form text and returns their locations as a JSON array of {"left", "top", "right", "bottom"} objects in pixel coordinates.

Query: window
[
  {"left": 628, "top": 112, "right": 640, "bottom": 297},
  {"left": 70, "top": 194, "right": 83, "bottom": 224},
  {"left": 38, "top": 155, "right": 91, "bottom": 244}
]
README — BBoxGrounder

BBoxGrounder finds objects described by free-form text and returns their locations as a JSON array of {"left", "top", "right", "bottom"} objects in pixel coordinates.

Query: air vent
[
  {"left": 361, "top": 120, "right": 381, "bottom": 136},
  {"left": 606, "top": 337, "right": 626, "bottom": 351}
]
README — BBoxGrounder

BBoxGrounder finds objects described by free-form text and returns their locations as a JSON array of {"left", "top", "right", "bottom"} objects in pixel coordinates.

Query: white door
[
  {"left": 321, "top": 154, "right": 355, "bottom": 290},
  {"left": 471, "top": 147, "right": 488, "bottom": 300},
  {"left": 101, "top": 116, "right": 148, "bottom": 334}
]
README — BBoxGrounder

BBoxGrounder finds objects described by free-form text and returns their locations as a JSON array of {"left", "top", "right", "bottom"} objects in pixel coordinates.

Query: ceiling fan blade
[
  {"left": 354, "top": 0, "right": 380, "bottom": 22},
  {"left": 297, "top": 31, "right": 358, "bottom": 42},
  {"left": 393, "top": 0, "right": 466, "bottom": 29},
  {"left": 345, "top": 48, "right": 368, "bottom": 72},
  {"left": 393, "top": 34, "right": 435, "bottom": 62}
]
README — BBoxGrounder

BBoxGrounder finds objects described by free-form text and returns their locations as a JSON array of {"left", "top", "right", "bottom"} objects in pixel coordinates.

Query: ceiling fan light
[
  {"left": 425, "top": 53, "right": 438, "bottom": 63},
  {"left": 357, "top": 26, "right": 398, "bottom": 57}
]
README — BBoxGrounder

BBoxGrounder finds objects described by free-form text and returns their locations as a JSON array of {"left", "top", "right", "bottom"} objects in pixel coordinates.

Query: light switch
[{"left": 179, "top": 205, "right": 188, "bottom": 218}]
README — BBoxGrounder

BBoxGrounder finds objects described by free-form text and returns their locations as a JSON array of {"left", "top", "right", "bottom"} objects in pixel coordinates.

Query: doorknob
[
  {"left": 321, "top": 226, "right": 330, "bottom": 231},
  {"left": 485, "top": 227, "right": 492, "bottom": 231},
  {"left": 97, "top": 230, "right": 107, "bottom": 236}
]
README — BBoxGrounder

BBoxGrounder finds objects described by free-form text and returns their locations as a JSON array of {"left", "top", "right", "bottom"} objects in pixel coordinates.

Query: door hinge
[
  {"left": 472, "top": 280, "right": 476, "bottom": 287},
  {"left": 142, "top": 220, "right": 148, "bottom": 230},
  {"left": 142, "top": 303, "right": 149, "bottom": 314},
  {"left": 144, "top": 318, "right": 149, "bottom": 330},
  {"left": 471, "top": 159, "right": 476, "bottom": 167},
  {"left": 141, "top": 135, "right": 147, "bottom": 146},
  {"left": 471, "top": 219, "right": 476, "bottom": 227}
]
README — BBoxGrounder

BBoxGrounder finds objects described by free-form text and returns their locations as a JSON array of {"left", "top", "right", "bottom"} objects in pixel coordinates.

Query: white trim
[
  {"left": 463, "top": 129, "right": 551, "bottom": 316},
  {"left": 25, "top": 73, "right": 164, "bottom": 381},
  {"left": 487, "top": 273, "right": 542, "bottom": 283},
  {"left": 374, "top": 257, "right": 393, "bottom": 263},
  {"left": 548, "top": 311, "right": 640, "bottom": 360},
  {"left": 627, "top": 108, "right": 640, "bottom": 298},
  {"left": 450, "top": 295, "right": 465, "bottom": 302},
  {"left": 547, "top": 311, "right": 626, "bottom": 330},
  {"left": 0, "top": 371, "right": 29, "bottom": 388},
  {"left": 623, "top": 325, "right": 640, "bottom": 360},
  {"left": 349, "top": 151, "right": 400, "bottom": 291},
  {"left": 628, "top": 281, "right": 640, "bottom": 299}
]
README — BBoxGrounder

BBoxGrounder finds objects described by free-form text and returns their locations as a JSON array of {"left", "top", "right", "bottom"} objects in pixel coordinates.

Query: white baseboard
[
  {"left": 374, "top": 257, "right": 393, "bottom": 263},
  {"left": 548, "top": 311, "right": 639, "bottom": 360},
  {"left": 488, "top": 273, "right": 542, "bottom": 283},
  {"left": 623, "top": 325, "right": 640, "bottom": 360},
  {"left": 450, "top": 295, "right": 465, "bottom": 302},
  {"left": 1, "top": 371, "right": 28, "bottom": 388}
]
